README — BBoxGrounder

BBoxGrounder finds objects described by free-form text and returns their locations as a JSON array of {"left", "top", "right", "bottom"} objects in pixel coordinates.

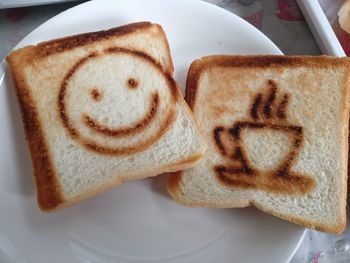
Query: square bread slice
[
  {"left": 168, "top": 55, "right": 350, "bottom": 234},
  {"left": 7, "top": 22, "right": 206, "bottom": 211}
]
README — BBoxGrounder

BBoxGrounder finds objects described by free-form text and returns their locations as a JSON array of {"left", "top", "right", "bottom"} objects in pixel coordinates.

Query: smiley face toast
[
  {"left": 7, "top": 22, "right": 206, "bottom": 211},
  {"left": 59, "top": 48, "right": 176, "bottom": 155}
]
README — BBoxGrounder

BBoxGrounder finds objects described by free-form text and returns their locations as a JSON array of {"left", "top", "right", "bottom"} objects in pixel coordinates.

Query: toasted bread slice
[
  {"left": 168, "top": 55, "right": 350, "bottom": 234},
  {"left": 7, "top": 22, "right": 206, "bottom": 211}
]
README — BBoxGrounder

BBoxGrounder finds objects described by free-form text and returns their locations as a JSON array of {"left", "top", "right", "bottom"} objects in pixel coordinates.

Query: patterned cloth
[{"left": 1, "top": 0, "right": 350, "bottom": 262}]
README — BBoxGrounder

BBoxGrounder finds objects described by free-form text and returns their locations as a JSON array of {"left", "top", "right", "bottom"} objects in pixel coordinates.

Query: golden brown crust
[
  {"left": 6, "top": 22, "right": 177, "bottom": 211},
  {"left": 7, "top": 54, "right": 64, "bottom": 212},
  {"left": 193, "top": 55, "right": 350, "bottom": 69},
  {"left": 155, "top": 24, "right": 174, "bottom": 74},
  {"left": 35, "top": 22, "right": 174, "bottom": 75},
  {"left": 167, "top": 172, "right": 182, "bottom": 193},
  {"left": 185, "top": 59, "right": 203, "bottom": 110},
  {"left": 336, "top": 65, "right": 350, "bottom": 234},
  {"left": 186, "top": 55, "right": 350, "bottom": 110},
  {"left": 170, "top": 153, "right": 202, "bottom": 169},
  {"left": 33, "top": 22, "right": 151, "bottom": 57},
  {"left": 7, "top": 22, "right": 174, "bottom": 75},
  {"left": 172, "top": 55, "right": 350, "bottom": 234}
]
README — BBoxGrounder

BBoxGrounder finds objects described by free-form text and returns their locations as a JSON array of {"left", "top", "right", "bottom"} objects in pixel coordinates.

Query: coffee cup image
[{"left": 213, "top": 80, "right": 315, "bottom": 195}]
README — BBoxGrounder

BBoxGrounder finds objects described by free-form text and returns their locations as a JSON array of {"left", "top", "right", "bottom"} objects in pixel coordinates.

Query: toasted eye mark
[
  {"left": 127, "top": 78, "right": 139, "bottom": 89},
  {"left": 90, "top": 89, "right": 102, "bottom": 101}
]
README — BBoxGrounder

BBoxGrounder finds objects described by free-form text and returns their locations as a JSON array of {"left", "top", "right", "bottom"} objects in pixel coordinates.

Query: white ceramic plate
[{"left": 0, "top": 0, "right": 305, "bottom": 262}]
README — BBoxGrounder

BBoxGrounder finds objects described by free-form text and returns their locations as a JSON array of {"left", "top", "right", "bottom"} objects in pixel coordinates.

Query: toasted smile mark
[
  {"left": 58, "top": 48, "right": 178, "bottom": 156},
  {"left": 82, "top": 92, "right": 159, "bottom": 137}
]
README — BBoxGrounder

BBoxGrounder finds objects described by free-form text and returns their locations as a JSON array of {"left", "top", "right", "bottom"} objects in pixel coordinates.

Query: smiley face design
[{"left": 58, "top": 48, "right": 177, "bottom": 155}]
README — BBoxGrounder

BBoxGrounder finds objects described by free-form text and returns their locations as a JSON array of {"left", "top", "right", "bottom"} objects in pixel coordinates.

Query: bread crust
[
  {"left": 169, "top": 55, "right": 350, "bottom": 234},
  {"left": 7, "top": 56, "right": 64, "bottom": 211},
  {"left": 9, "top": 22, "right": 174, "bottom": 75},
  {"left": 6, "top": 22, "right": 180, "bottom": 211},
  {"left": 186, "top": 55, "right": 350, "bottom": 110}
]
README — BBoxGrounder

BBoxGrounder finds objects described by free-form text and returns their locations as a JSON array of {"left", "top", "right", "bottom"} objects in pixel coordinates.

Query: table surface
[{"left": 1, "top": 0, "right": 350, "bottom": 262}]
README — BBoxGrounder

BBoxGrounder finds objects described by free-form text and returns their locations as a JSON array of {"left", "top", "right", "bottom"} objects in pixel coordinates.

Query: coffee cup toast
[{"left": 168, "top": 55, "right": 350, "bottom": 234}]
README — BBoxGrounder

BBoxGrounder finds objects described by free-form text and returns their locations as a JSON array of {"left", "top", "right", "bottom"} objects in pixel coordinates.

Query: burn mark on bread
[
  {"left": 213, "top": 127, "right": 226, "bottom": 156},
  {"left": 83, "top": 110, "right": 176, "bottom": 155},
  {"left": 263, "top": 80, "right": 277, "bottom": 118},
  {"left": 58, "top": 48, "right": 177, "bottom": 155},
  {"left": 276, "top": 94, "right": 289, "bottom": 120},
  {"left": 212, "top": 80, "right": 315, "bottom": 195},
  {"left": 59, "top": 52, "right": 98, "bottom": 137},
  {"left": 7, "top": 60, "right": 65, "bottom": 211},
  {"left": 83, "top": 93, "right": 159, "bottom": 137},
  {"left": 250, "top": 94, "right": 262, "bottom": 120},
  {"left": 90, "top": 89, "right": 102, "bottom": 101},
  {"left": 127, "top": 78, "right": 139, "bottom": 89},
  {"left": 216, "top": 170, "right": 256, "bottom": 188},
  {"left": 251, "top": 80, "right": 290, "bottom": 121}
]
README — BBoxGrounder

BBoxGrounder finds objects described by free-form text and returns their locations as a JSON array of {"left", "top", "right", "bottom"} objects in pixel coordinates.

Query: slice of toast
[
  {"left": 7, "top": 22, "right": 206, "bottom": 212},
  {"left": 168, "top": 55, "right": 350, "bottom": 234}
]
